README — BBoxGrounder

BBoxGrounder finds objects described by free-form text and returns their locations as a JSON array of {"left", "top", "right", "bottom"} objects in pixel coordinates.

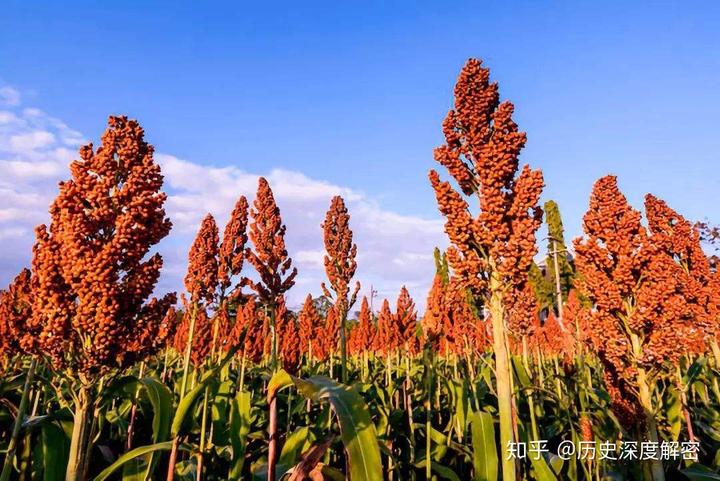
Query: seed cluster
[
  {"left": 29, "top": 116, "right": 176, "bottom": 376},
  {"left": 429, "top": 58, "right": 544, "bottom": 332},
  {"left": 574, "top": 175, "right": 717, "bottom": 426}
]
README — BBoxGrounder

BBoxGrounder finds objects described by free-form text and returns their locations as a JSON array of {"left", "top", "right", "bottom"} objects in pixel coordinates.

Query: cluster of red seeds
[{"left": 29, "top": 116, "right": 176, "bottom": 376}]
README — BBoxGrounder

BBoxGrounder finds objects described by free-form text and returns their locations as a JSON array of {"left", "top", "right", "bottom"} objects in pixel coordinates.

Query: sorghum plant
[
  {"left": 243, "top": 177, "right": 297, "bottom": 481},
  {"left": 430, "top": 58, "right": 544, "bottom": 481},
  {"left": 321, "top": 195, "right": 360, "bottom": 381},
  {"left": 179, "top": 213, "right": 219, "bottom": 395},
  {"left": 574, "top": 176, "right": 700, "bottom": 481},
  {"left": 297, "top": 294, "right": 321, "bottom": 360},
  {"left": 0, "top": 269, "right": 38, "bottom": 481},
  {"left": 29, "top": 116, "right": 176, "bottom": 481}
]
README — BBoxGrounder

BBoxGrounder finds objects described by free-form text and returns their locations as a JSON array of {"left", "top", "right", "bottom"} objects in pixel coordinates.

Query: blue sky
[{"left": 0, "top": 2, "right": 718, "bottom": 307}]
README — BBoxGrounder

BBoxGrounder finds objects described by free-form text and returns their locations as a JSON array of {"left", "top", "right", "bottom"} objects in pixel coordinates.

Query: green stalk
[
  {"left": 180, "top": 303, "right": 199, "bottom": 397},
  {"left": 168, "top": 302, "right": 199, "bottom": 481},
  {"left": 0, "top": 357, "right": 37, "bottom": 481},
  {"left": 489, "top": 273, "right": 516, "bottom": 481},
  {"left": 424, "top": 349, "right": 435, "bottom": 480},
  {"left": 340, "top": 309, "right": 348, "bottom": 383},
  {"left": 637, "top": 368, "right": 664, "bottom": 481},
  {"left": 267, "top": 304, "right": 279, "bottom": 481},
  {"left": 238, "top": 351, "right": 247, "bottom": 393},
  {"left": 522, "top": 338, "right": 540, "bottom": 441},
  {"left": 125, "top": 362, "right": 145, "bottom": 451},
  {"left": 197, "top": 386, "right": 210, "bottom": 481},
  {"left": 65, "top": 385, "right": 93, "bottom": 481}
]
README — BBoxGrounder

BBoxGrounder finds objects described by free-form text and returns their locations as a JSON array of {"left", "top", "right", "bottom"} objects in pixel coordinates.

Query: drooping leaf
[
  {"left": 229, "top": 390, "right": 252, "bottom": 481},
  {"left": 93, "top": 441, "right": 174, "bottom": 481},
  {"left": 469, "top": 411, "right": 497, "bottom": 481},
  {"left": 291, "top": 374, "right": 383, "bottom": 481}
]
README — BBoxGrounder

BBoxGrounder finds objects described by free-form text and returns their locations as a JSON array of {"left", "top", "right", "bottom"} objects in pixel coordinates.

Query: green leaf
[
  {"left": 291, "top": 375, "right": 383, "bottom": 481},
  {"left": 469, "top": 411, "right": 497, "bottom": 481},
  {"left": 512, "top": 356, "right": 532, "bottom": 389},
  {"left": 684, "top": 359, "right": 707, "bottom": 386},
  {"left": 211, "top": 379, "right": 234, "bottom": 446},
  {"left": 430, "top": 462, "right": 462, "bottom": 481},
  {"left": 171, "top": 347, "right": 238, "bottom": 438},
  {"left": 450, "top": 380, "right": 470, "bottom": 438},
  {"left": 140, "top": 377, "right": 173, "bottom": 443},
  {"left": 92, "top": 441, "right": 174, "bottom": 481},
  {"left": 412, "top": 460, "right": 461, "bottom": 481},
  {"left": 229, "top": 390, "right": 252, "bottom": 481},
  {"left": 267, "top": 369, "right": 294, "bottom": 402},
  {"left": 136, "top": 377, "right": 173, "bottom": 481},
  {"left": 279, "top": 426, "right": 314, "bottom": 467},
  {"left": 41, "top": 423, "right": 68, "bottom": 481},
  {"left": 518, "top": 424, "right": 558, "bottom": 481},
  {"left": 681, "top": 463, "right": 720, "bottom": 480},
  {"left": 666, "top": 387, "right": 683, "bottom": 442}
]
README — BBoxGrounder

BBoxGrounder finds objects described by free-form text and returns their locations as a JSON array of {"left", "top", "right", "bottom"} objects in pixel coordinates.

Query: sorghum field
[{"left": 1, "top": 58, "right": 719, "bottom": 481}]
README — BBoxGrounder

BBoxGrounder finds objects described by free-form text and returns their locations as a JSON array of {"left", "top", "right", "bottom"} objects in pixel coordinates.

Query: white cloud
[
  {"left": 0, "top": 86, "right": 20, "bottom": 106},
  {"left": 7, "top": 130, "right": 56, "bottom": 151},
  {"left": 0, "top": 86, "right": 446, "bottom": 311}
]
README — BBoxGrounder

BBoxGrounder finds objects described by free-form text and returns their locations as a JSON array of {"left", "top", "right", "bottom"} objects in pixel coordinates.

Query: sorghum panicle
[{"left": 30, "top": 116, "right": 176, "bottom": 376}]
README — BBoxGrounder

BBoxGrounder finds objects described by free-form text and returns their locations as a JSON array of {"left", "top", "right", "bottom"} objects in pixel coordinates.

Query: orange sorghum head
[
  {"left": 422, "top": 275, "right": 447, "bottom": 351},
  {"left": 218, "top": 195, "right": 249, "bottom": 297},
  {"left": 30, "top": 116, "right": 176, "bottom": 377},
  {"left": 395, "top": 286, "right": 419, "bottom": 355},
  {"left": 0, "top": 269, "right": 35, "bottom": 359},
  {"left": 350, "top": 296, "right": 375, "bottom": 355},
  {"left": 373, "top": 299, "right": 398, "bottom": 355},
  {"left": 244, "top": 178, "right": 297, "bottom": 306},
  {"left": 277, "top": 299, "right": 300, "bottom": 374},
  {"left": 430, "top": 58, "right": 543, "bottom": 313},
  {"left": 322, "top": 196, "right": 360, "bottom": 314},
  {"left": 574, "top": 175, "right": 700, "bottom": 427},
  {"left": 185, "top": 214, "right": 220, "bottom": 305}
]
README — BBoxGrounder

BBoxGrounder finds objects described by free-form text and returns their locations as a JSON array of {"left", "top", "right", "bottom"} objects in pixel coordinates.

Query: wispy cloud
[
  {"left": 0, "top": 87, "right": 445, "bottom": 310},
  {"left": 0, "top": 86, "right": 21, "bottom": 107}
]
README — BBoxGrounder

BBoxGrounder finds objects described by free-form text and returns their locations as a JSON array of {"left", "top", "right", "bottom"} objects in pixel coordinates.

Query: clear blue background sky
[{"left": 1, "top": 1, "right": 718, "bottom": 240}]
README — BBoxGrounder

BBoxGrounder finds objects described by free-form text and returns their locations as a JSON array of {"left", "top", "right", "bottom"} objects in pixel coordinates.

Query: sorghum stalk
[
  {"left": 490, "top": 275, "right": 516, "bottom": 481},
  {"left": 125, "top": 362, "right": 146, "bottom": 451},
  {"left": 197, "top": 385, "right": 211, "bottom": 481},
  {"left": 424, "top": 349, "right": 435, "bottom": 480},
  {"left": 522, "top": 337, "right": 540, "bottom": 441},
  {"left": 267, "top": 305, "right": 279, "bottom": 481},
  {"left": 66, "top": 386, "right": 93, "bottom": 481},
  {"left": 676, "top": 364, "right": 696, "bottom": 443},
  {"left": 637, "top": 367, "right": 664, "bottom": 481},
  {"left": 179, "top": 303, "right": 199, "bottom": 397}
]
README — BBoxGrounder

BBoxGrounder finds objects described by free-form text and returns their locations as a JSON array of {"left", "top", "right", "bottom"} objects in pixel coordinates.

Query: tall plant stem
[
  {"left": 126, "top": 362, "right": 145, "bottom": 451},
  {"left": 180, "top": 303, "right": 199, "bottom": 397},
  {"left": 197, "top": 385, "right": 210, "bottom": 481},
  {"left": 0, "top": 357, "right": 37, "bottom": 481},
  {"left": 710, "top": 339, "right": 720, "bottom": 368},
  {"left": 267, "top": 305, "right": 279, "bottom": 481},
  {"left": 340, "top": 310, "right": 348, "bottom": 383},
  {"left": 676, "top": 365, "right": 696, "bottom": 443},
  {"left": 489, "top": 275, "right": 516, "bottom": 481},
  {"left": 238, "top": 351, "right": 247, "bottom": 393},
  {"left": 424, "top": 350, "right": 435, "bottom": 480},
  {"left": 65, "top": 385, "right": 93, "bottom": 481},
  {"left": 522, "top": 338, "right": 540, "bottom": 441},
  {"left": 637, "top": 368, "right": 665, "bottom": 481},
  {"left": 169, "top": 302, "right": 199, "bottom": 481}
]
